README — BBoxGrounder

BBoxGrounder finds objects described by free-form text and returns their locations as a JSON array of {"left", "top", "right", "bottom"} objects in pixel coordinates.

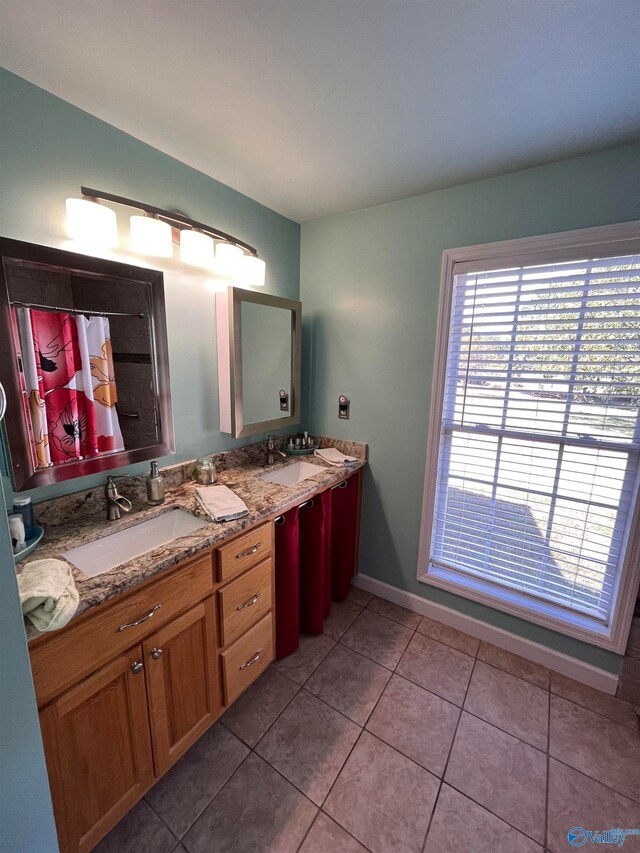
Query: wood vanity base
[{"left": 30, "top": 521, "right": 275, "bottom": 853}]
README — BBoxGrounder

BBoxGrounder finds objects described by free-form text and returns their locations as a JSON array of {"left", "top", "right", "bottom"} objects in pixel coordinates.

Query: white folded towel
[
  {"left": 196, "top": 485, "right": 249, "bottom": 522},
  {"left": 17, "top": 558, "right": 79, "bottom": 633},
  {"left": 314, "top": 448, "right": 358, "bottom": 467}
]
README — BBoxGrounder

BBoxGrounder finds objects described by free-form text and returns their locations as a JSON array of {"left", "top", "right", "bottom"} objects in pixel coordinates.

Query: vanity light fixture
[
  {"left": 65, "top": 186, "right": 265, "bottom": 284},
  {"left": 215, "top": 241, "right": 244, "bottom": 277},
  {"left": 130, "top": 214, "right": 173, "bottom": 257},
  {"left": 65, "top": 197, "right": 119, "bottom": 248},
  {"left": 180, "top": 229, "right": 215, "bottom": 268}
]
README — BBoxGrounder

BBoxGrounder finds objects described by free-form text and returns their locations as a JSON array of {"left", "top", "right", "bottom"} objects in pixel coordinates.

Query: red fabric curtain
[
  {"left": 330, "top": 471, "right": 361, "bottom": 602},
  {"left": 298, "top": 492, "right": 331, "bottom": 634},
  {"left": 30, "top": 310, "right": 98, "bottom": 464},
  {"left": 274, "top": 506, "right": 300, "bottom": 659}
]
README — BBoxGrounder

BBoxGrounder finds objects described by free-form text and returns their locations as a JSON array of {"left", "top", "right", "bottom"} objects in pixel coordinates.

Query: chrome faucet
[
  {"left": 105, "top": 475, "right": 133, "bottom": 521},
  {"left": 266, "top": 435, "right": 287, "bottom": 466}
]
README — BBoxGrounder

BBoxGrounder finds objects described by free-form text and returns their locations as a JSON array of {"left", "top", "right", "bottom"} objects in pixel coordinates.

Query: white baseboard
[{"left": 352, "top": 574, "right": 620, "bottom": 695}]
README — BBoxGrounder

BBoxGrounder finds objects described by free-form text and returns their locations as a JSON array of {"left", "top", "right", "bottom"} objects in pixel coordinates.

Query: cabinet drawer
[
  {"left": 217, "top": 522, "right": 273, "bottom": 584},
  {"left": 220, "top": 612, "right": 273, "bottom": 705},
  {"left": 30, "top": 551, "right": 214, "bottom": 708},
  {"left": 218, "top": 557, "right": 273, "bottom": 648}
]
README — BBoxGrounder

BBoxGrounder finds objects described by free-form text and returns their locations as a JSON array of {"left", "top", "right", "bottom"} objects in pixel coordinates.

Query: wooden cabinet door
[
  {"left": 143, "top": 597, "right": 220, "bottom": 775},
  {"left": 39, "top": 646, "right": 154, "bottom": 853}
]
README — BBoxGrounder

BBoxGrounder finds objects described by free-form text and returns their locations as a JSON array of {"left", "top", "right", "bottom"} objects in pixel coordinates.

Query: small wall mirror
[
  {"left": 0, "top": 238, "right": 175, "bottom": 491},
  {"left": 216, "top": 287, "right": 301, "bottom": 438}
]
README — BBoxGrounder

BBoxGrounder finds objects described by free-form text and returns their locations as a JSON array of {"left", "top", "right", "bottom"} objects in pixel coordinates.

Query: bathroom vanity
[{"left": 25, "top": 444, "right": 365, "bottom": 853}]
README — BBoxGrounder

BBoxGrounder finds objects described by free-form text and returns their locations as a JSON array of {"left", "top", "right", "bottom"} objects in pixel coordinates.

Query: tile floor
[{"left": 96, "top": 587, "right": 640, "bottom": 853}]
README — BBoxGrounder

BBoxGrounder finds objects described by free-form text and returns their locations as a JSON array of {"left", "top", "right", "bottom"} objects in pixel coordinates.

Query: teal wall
[
  {"left": 301, "top": 142, "right": 640, "bottom": 673},
  {"left": 0, "top": 479, "right": 58, "bottom": 853},
  {"left": 0, "top": 69, "right": 300, "bottom": 504}
]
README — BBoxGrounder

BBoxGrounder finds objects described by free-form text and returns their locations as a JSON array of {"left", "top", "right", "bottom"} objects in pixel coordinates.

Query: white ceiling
[{"left": 2, "top": 0, "right": 639, "bottom": 223}]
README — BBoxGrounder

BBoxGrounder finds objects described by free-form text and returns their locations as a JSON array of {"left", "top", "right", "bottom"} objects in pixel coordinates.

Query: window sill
[{"left": 418, "top": 563, "right": 624, "bottom": 652}]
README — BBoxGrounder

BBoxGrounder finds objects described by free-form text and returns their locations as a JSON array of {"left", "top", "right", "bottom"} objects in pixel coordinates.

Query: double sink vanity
[
  {"left": 26, "top": 442, "right": 365, "bottom": 853},
  {"left": 0, "top": 237, "right": 365, "bottom": 853}
]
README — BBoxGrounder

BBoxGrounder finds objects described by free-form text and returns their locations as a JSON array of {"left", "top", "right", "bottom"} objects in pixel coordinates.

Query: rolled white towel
[
  {"left": 314, "top": 448, "right": 358, "bottom": 467},
  {"left": 196, "top": 485, "right": 249, "bottom": 522},
  {"left": 17, "top": 558, "right": 79, "bottom": 633}
]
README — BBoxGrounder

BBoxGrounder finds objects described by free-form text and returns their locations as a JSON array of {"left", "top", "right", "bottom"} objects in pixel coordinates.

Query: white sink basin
[
  {"left": 63, "top": 508, "right": 208, "bottom": 577},
  {"left": 259, "top": 460, "right": 323, "bottom": 486}
]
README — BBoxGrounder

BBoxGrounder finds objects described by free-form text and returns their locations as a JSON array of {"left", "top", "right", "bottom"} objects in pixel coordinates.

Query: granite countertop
[{"left": 21, "top": 438, "right": 366, "bottom": 642}]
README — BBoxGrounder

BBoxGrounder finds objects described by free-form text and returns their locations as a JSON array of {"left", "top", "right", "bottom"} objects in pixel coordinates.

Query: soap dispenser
[{"left": 146, "top": 461, "right": 165, "bottom": 506}]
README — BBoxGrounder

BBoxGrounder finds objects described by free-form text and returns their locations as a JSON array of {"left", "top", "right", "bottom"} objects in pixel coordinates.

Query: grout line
[
  {"left": 420, "top": 651, "right": 475, "bottom": 852},
  {"left": 544, "top": 686, "right": 551, "bottom": 850}
]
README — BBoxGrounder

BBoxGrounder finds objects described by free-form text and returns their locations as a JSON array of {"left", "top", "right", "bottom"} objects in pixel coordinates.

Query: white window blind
[{"left": 431, "top": 253, "right": 640, "bottom": 624}]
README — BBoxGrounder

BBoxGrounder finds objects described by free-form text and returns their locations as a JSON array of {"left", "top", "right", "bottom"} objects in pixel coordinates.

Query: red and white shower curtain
[{"left": 12, "top": 307, "right": 124, "bottom": 467}]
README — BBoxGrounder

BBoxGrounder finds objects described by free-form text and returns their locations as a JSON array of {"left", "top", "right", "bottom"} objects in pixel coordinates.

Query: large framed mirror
[
  {"left": 216, "top": 287, "right": 301, "bottom": 438},
  {"left": 0, "top": 238, "right": 175, "bottom": 491}
]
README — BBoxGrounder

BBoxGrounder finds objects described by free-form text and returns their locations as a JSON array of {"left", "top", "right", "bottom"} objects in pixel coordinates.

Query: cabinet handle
[
  {"left": 331, "top": 480, "right": 348, "bottom": 490},
  {"left": 236, "top": 543, "right": 261, "bottom": 559},
  {"left": 151, "top": 647, "right": 163, "bottom": 660},
  {"left": 131, "top": 661, "right": 144, "bottom": 674},
  {"left": 239, "top": 649, "right": 262, "bottom": 670},
  {"left": 237, "top": 592, "right": 260, "bottom": 610},
  {"left": 118, "top": 603, "right": 161, "bottom": 632}
]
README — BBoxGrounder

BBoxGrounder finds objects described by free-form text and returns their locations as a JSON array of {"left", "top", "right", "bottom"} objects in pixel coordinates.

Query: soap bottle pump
[{"left": 146, "top": 461, "right": 165, "bottom": 506}]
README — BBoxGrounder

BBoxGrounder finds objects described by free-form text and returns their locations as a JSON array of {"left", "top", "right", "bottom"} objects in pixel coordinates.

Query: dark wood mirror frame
[{"left": 0, "top": 238, "right": 175, "bottom": 491}]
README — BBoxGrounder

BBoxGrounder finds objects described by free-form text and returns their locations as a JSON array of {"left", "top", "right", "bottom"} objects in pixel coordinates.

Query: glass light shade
[
  {"left": 215, "top": 242, "right": 244, "bottom": 277},
  {"left": 239, "top": 254, "right": 266, "bottom": 287},
  {"left": 180, "top": 229, "right": 214, "bottom": 267},
  {"left": 65, "top": 198, "right": 118, "bottom": 247},
  {"left": 130, "top": 215, "right": 173, "bottom": 257}
]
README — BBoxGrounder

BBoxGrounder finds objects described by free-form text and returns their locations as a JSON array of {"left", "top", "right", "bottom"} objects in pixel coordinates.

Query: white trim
[
  {"left": 352, "top": 573, "right": 619, "bottom": 695},
  {"left": 417, "top": 219, "right": 640, "bottom": 654}
]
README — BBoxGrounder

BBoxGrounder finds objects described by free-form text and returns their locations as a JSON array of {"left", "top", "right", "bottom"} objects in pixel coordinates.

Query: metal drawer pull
[
  {"left": 151, "top": 647, "right": 163, "bottom": 660},
  {"left": 275, "top": 515, "right": 285, "bottom": 525},
  {"left": 299, "top": 499, "right": 314, "bottom": 509},
  {"left": 240, "top": 649, "right": 262, "bottom": 670},
  {"left": 237, "top": 592, "right": 261, "bottom": 610},
  {"left": 130, "top": 661, "right": 144, "bottom": 674},
  {"left": 331, "top": 480, "right": 348, "bottom": 490},
  {"left": 236, "top": 543, "right": 261, "bottom": 559},
  {"left": 118, "top": 603, "right": 161, "bottom": 632}
]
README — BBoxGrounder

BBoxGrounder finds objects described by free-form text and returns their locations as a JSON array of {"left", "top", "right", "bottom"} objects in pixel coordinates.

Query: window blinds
[{"left": 431, "top": 253, "right": 640, "bottom": 623}]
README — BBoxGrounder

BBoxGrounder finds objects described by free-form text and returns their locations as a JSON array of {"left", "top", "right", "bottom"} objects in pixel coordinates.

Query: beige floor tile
[
  {"left": 417, "top": 616, "right": 480, "bottom": 656},
  {"left": 477, "top": 642, "right": 550, "bottom": 689},
  {"left": 221, "top": 668, "right": 299, "bottom": 747},
  {"left": 396, "top": 632, "right": 475, "bottom": 706},
  {"left": 146, "top": 724, "right": 249, "bottom": 838},
  {"left": 341, "top": 609, "right": 413, "bottom": 669},
  {"left": 94, "top": 800, "right": 176, "bottom": 853},
  {"left": 547, "top": 758, "right": 640, "bottom": 852},
  {"left": 183, "top": 753, "right": 316, "bottom": 853},
  {"left": 424, "top": 784, "right": 543, "bottom": 853},
  {"left": 255, "top": 690, "right": 360, "bottom": 805},
  {"left": 347, "top": 586, "right": 373, "bottom": 606},
  {"left": 550, "top": 670, "right": 638, "bottom": 728},
  {"left": 549, "top": 695, "right": 640, "bottom": 802},
  {"left": 324, "top": 731, "right": 439, "bottom": 853},
  {"left": 271, "top": 633, "right": 335, "bottom": 685},
  {"left": 323, "top": 600, "right": 363, "bottom": 640},
  {"left": 299, "top": 812, "right": 367, "bottom": 853},
  {"left": 366, "top": 674, "right": 459, "bottom": 776},
  {"left": 445, "top": 712, "right": 546, "bottom": 842},
  {"left": 464, "top": 660, "right": 549, "bottom": 749},
  {"left": 366, "top": 596, "right": 421, "bottom": 629},
  {"left": 306, "top": 644, "right": 391, "bottom": 724}
]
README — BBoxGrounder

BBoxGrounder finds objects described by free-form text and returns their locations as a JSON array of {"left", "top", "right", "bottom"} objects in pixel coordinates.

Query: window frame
[{"left": 417, "top": 220, "right": 640, "bottom": 653}]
